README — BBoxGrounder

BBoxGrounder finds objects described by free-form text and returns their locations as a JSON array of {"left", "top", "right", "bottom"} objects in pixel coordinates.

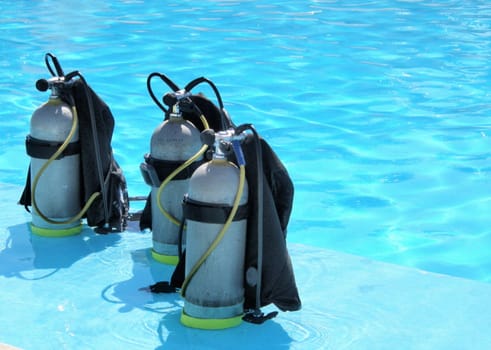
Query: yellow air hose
[
  {"left": 180, "top": 162, "right": 246, "bottom": 297},
  {"left": 31, "top": 103, "right": 100, "bottom": 225},
  {"left": 156, "top": 114, "right": 210, "bottom": 226}
]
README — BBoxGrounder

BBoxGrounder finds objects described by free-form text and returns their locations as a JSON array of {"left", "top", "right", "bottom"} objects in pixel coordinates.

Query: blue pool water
[
  {"left": 2, "top": 0, "right": 490, "bottom": 282},
  {"left": 1, "top": 1, "right": 491, "bottom": 349}
]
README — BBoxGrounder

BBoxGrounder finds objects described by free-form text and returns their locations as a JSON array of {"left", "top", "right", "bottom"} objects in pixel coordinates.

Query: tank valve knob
[{"left": 35, "top": 79, "right": 49, "bottom": 92}]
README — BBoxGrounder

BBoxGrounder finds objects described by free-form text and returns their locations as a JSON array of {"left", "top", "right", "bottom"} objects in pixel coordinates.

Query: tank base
[
  {"left": 151, "top": 249, "right": 179, "bottom": 265},
  {"left": 180, "top": 310, "right": 243, "bottom": 330},
  {"left": 30, "top": 223, "right": 82, "bottom": 237}
]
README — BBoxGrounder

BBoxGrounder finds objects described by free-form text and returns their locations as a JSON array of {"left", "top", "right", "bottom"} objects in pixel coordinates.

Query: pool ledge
[
  {"left": 289, "top": 243, "right": 491, "bottom": 349},
  {"left": 1, "top": 183, "right": 491, "bottom": 349}
]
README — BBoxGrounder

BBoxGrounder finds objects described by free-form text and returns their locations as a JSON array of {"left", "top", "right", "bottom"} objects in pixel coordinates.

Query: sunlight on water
[{"left": 1, "top": 0, "right": 491, "bottom": 285}]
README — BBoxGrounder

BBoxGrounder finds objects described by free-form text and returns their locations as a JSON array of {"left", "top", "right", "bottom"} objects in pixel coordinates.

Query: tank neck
[{"left": 168, "top": 104, "right": 183, "bottom": 120}]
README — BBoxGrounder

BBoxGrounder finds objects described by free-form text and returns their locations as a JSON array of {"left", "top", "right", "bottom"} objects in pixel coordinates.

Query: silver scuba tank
[
  {"left": 146, "top": 103, "right": 202, "bottom": 264},
  {"left": 28, "top": 78, "right": 82, "bottom": 236},
  {"left": 180, "top": 130, "right": 249, "bottom": 330}
]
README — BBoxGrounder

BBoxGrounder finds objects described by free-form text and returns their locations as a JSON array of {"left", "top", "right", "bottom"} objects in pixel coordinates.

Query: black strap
[
  {"left": 26, "top": 135, "right": 80, "bottom": 159},
  {"left": 182, "top": 196, "right": 248, "bottom": 224},
  {"left": 145, "top": 154, "right": 202, "bottom": 181}
]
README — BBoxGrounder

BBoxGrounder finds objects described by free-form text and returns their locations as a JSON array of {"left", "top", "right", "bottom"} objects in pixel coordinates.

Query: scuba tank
[
  {"left": 20, "top": 53, "right": 129, "bottom": 235},
  {"left": 180, "top": 129, "right": 249, "bottom": 330},
  {"left": 140, "top": 73, "right": 210, "bottom": 265},
  {"left": 143, "top": 76, "right": 301, "bottom": 327},
  {"left": 28, "top": 75, "right": 82, "bottom": 236}
]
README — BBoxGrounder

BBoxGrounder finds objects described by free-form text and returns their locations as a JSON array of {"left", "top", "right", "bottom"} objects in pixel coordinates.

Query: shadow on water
[
  {"left": 104, "top": 247, "right": 293, "bottom": 349},
  {"left": 100, "top": 247, "right": 180, "bottom": 313},
  {"left": 0, "top": 221, "right": 121, "bottom": 280},
  {"left": 155, "top": 309, "right": 294, "bottom": 350}
]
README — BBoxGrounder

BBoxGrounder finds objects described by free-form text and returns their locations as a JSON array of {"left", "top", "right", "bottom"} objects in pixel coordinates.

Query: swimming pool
[
  {"left": 1, "top": 0, "right": 491, "bottom": 349},
  {"left": 3, "top": 0, "right": 490, "bottom": 282}
]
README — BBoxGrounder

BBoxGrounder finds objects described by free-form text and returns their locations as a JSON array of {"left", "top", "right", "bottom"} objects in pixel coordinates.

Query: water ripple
[{"left": 2, "top": 0, "right": 491, "bottom": 286}]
